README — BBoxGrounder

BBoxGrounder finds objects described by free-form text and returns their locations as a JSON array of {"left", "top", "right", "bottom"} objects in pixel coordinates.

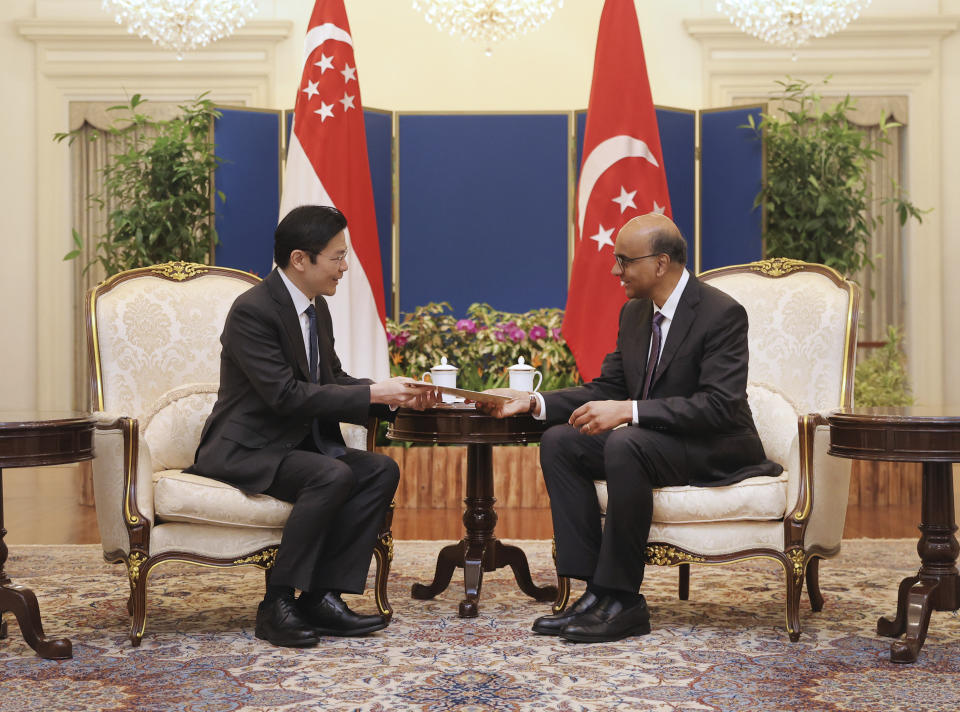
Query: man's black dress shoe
[
  {"left": 298, "top": 592, "right": 388, "bottom": 636},
  {"left": 255, "top": 597, "right": 322, "bottom": 647},
  {"left": 531, "top": 590, "right": 600, "bottom": 636},
  {"left": 561, "top": 594, "right": 651, "bottom": 643}
]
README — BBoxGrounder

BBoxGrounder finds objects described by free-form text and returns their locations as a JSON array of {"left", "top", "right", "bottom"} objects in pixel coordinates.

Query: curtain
[{"left": 734, "top": 95, "right": 908, "bottom": 346}]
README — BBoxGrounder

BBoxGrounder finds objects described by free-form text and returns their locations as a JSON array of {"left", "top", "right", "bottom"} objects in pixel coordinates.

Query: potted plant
[
  {"left": 749, "top": 77, "right": 925, "bottom": 275},
  {"left": 55, "top": 92, "right": 223, "bottom": 275}
]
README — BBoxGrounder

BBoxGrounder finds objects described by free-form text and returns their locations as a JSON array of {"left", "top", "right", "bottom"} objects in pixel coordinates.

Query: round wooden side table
[
  {"left": 0, "top": 411, "right": 95, "bottom": 659},
  {"left": 828, "top": 406, "right": 960, "bottom": 664},
  {"left": 388, "top": 404, "right": 557, "bottom": 617}
]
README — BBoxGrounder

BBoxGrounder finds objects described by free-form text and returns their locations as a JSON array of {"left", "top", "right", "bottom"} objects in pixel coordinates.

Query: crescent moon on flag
[
  {"left": 303, "top": 22, "right": 353, "bottom": 61},
  {"left": 577, "top": 136, "right": 659, "bottom": 240}
]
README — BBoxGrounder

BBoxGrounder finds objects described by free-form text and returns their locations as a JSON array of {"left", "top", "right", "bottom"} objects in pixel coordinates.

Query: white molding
[
  {"left": 686, "top": 14, "right": 959, "bottom": 407},
  {"left": 18, "top": 18, "right": 293, "bottom": 410}
]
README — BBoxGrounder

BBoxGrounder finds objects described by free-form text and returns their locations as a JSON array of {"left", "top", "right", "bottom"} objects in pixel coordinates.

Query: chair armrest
[
  {"left": 92, "top": 415, "right": 155, "bottom": 559},
  {"left": 786, "top": 413, "right": 851, "bottom": 552}
]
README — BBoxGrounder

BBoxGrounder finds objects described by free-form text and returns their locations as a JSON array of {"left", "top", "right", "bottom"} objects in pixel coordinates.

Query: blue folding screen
[
  {"left": 216, "top": 105, "right": 763, "bottom": 309},
  {"left": 213, "top": 107, "right": 282, "bottom": 278},
  {"left": 397, "top": 113, "right": 570, "bottom": 315},
  {"left": 575, "top": 108, "right": 696, "bottom": 250},
  {"left": 699, "top": 106, "right": 765, "bottom": 272}
]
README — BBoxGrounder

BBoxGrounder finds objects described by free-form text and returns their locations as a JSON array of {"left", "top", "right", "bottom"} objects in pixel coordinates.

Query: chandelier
[
  {"left": 717, "top": 0, "right": 871, "bottom": 50},
  {"left": 413, "top": 0, "right": 564, "bottom": 53},
  {"left": 102, "top": 0, "right": 258, "bottom": 59}
]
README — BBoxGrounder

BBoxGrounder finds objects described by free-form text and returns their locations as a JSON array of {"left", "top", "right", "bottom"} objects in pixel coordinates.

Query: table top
[
  {"left": 828, "top": 406, "right": 960, "bottom": 463},
  {"left": 0, "top": 412, "right": 95, "bottom": 429},
  {"left": 387, "top": 403, "right": 548, "bottom": 445},
  {"left": 829, "top": 406, "right": 960, "bottom": 425},
  {"left": 0, "top": 412, "right": 95, "bottom": 469}
]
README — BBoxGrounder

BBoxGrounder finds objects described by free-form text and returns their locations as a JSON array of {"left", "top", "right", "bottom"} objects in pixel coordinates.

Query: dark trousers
[
  {"left": 540, "top": 424, "right": 690, "bottom": 593},
  {"left": 264, "top": 445, "right": 400, "bottom": 594}
]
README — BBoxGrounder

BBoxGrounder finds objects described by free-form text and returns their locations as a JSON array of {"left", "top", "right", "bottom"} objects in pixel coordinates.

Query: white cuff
[
  {"left": 532, "top": 392, "right": 547, "bottom": 421},
  {"left": 632, "top": 400, "right": 639, "bottom": 425}
]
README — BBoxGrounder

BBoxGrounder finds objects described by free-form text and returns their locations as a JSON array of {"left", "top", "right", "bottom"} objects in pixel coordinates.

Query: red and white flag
[
  {"left": 562, "top": 0, "right": 672, "bottom": 381},
  {"left": 280, "top": 0, "right": 389, "bottom": 381}
]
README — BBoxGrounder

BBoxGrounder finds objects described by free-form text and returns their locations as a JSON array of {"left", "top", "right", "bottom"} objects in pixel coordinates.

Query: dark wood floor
[{"left": 1, "top": 465, "right": 922, "bottom": 545}]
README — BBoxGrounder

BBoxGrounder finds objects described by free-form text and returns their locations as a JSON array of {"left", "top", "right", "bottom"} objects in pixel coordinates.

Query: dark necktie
[
  {"left": 641, "top": 311, "right": 666, "bottom": 400},
  {"left": 305, "top": 304, "right": 345, "bottom": 458}
]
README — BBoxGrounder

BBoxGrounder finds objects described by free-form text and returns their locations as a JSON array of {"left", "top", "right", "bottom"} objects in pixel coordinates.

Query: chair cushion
[
  {"left": 746, "top": 382, "right": 798, "bottom": 468},
  {"left": 153, "top": 470, "right": 292, "bottom": 529},
  {"left": 141, "top": 384, "right": 219, "bottom": 472},
  {"left": 595, "top": 472, "right": 789, "bottom": 524}
]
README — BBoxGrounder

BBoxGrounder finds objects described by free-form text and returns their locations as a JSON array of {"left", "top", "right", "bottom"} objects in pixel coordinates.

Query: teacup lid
[
  {"left": 508, "top": 356, "right": 534, "bottom": 372},
  {"left": 432, "top": 356, "right": 458, "bottom": 371}
]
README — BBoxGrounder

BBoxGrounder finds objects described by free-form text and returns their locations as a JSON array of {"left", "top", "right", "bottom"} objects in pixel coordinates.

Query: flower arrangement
[{"left": 387, "top": 302, "right": 581, "bottom": 392}]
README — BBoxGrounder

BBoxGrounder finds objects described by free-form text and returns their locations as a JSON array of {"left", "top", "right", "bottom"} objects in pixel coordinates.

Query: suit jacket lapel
[
  {"left": 265, "top": 270, "right": 310, "bottom": 380},
  {"left": 652, "top": 275, "right": 700, "bottom": 388}
]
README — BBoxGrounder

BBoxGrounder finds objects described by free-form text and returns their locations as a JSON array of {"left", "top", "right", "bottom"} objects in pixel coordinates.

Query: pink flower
[
  {"left": 455, "top": 319, "right": 478, "bottom": 333},
  {"left": 509, "top": 327, "right": 526, "bottom": 342},
  {"left": 387, "top": 331, "right": 396, "bottom": 344},
  {"left": 394, "top": 331, "right": 410, "bottom": 348},
  {"left": 529, "top": 325, "right": 547, "bottom": 340},
  {"left": 551, "top": 327, "right": 562, "bottom": 340}
]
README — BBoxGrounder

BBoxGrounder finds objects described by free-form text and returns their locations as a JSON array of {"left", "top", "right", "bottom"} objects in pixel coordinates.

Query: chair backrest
[
  {"left": 86, "top": 262, "right": 260, "bottom": 419},
  {"left": 700, "top": 258, "right": 859, "bottom": 418}
]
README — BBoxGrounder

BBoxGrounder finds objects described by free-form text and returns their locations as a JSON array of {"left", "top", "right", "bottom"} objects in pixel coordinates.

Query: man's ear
[{"left": 289, "top": 249, "right": 306, "bottom": 272}]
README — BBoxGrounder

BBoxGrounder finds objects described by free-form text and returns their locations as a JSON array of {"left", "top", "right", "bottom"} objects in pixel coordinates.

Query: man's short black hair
[
  {"left": 274, "top": 205, "right": 347, "bottom": 268},
  {"left": 651, "top": 225, "right": 687, "bottom": 266}
]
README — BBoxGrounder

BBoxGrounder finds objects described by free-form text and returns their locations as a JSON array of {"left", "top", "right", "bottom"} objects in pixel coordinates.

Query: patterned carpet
[{"left": 1, "top": 539, "right": 959, "bottom": 712}]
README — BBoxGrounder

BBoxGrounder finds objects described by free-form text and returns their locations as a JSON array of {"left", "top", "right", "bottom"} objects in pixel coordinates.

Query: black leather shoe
[
  {"left": 561, "top": 594, "right": 651, "bottom": 643},
  {"left": 255, "top": 597, "right": 322, "bottom": 647},
  {"left": 298, "top": 592, "right": 388, "bottom": 637},
  {"left": 531, "top": 590, "right": 600, "bottom": 636}
]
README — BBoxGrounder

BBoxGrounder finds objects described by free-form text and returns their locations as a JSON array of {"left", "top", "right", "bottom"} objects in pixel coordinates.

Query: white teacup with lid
[
  {"left": 423, "top": 356, "right": 458, "bottom": 403},
  {"left": 507, "top": 356, "right": 542, "bottom": 392}
]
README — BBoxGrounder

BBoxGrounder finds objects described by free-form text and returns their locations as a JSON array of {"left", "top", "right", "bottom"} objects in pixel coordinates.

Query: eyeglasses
[
  {"left": 322, "top": 247, "right": 349, "bottom": 264},
  {"left": 614, "top": 252, "right": 662, "bottom": 271}
]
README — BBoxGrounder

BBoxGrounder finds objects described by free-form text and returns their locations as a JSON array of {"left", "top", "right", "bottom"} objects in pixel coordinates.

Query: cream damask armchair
[
  {"left": 86, "top": 262, "right": 393, "bottom": 646},
  {"left": 554, "top": 258, "right": 860, "bottom": 641}
]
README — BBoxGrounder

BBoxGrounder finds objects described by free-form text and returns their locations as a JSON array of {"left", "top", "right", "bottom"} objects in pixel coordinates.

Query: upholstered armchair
[
  {"left": 553, "top": 258, "right": 860, "bottom": 641},
  {"left": 86, "top": 262, "right": 393, "bottom": 646}
]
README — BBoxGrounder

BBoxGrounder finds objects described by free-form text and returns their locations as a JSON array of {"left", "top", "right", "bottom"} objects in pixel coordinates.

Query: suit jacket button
[{"left": 284, "top": 442, "right": 293, "bottom": 448}]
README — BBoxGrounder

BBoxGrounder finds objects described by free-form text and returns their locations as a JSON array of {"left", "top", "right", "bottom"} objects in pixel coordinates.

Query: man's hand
[
  {"left": 569, "top": 400, "right": 633, "bottom": 435},
  {"left": 473, "top": 388, "right": 533, "bottom": 418},
  {"left": 370, "top": 376, "right": 440, "bottom": 410}
]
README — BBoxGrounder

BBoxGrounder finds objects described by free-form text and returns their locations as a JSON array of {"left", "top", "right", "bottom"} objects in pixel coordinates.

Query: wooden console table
[
  {"left": 828, "top": 406, "right": 960, "bottom": 663},
  {"left": 0, "top": 411, "right": 95, "bottom": 659},
  {"left": 388, "top": 404, "right": 557, "bottom": 617}
]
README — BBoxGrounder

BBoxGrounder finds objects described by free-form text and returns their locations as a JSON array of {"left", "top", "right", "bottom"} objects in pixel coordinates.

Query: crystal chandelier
[
  {"left": 102, "top": 0, "right": 258, "bottom": 59},
  {"left": 413, "top": 0, "right": 564, "bottom": 53},
  {"left": 717, "top": 0, "right": 871, "bottom": 50}
]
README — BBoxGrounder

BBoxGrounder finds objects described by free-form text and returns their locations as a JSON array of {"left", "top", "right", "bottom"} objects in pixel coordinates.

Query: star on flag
[
  {"left": 589, "top": 224, "right": 615, "bottom": 251},
  {"left": 302, "top": 79, "right": 320, "bottom": 100},
  {"left": 339, "top": 93, "right": 355, "bottom": 111},
  {"left": 314, "top": 101, "right": 335, "bottom": 122},
  {"left": 340, "top": 63, "right": 356, "bottom": 83},
  {"left": 315, "top": 53, "right": 334, "bottom": 73},
  {"left": 612, "top": 186, "right": 637, "bottom": 213}
]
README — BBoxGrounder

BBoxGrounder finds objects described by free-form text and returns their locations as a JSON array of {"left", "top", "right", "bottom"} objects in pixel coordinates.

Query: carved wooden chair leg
[
  {"left": 126, "top": 556, "right": 150, "bottom": 647},
  {"left": 372, "top": 501, "right": 395, "bottom": 621},
  {"left": 678, "top": 563, "right": 690, "bottom": 600},
  {"left": 805, "top": 556, "right": 824, "bottom": 612},
  {"left": 784, "top": 551, "right": 805, "bottom": 642},
  {"left": 551, "top": 538, "right": 570, "bottom": 613}
]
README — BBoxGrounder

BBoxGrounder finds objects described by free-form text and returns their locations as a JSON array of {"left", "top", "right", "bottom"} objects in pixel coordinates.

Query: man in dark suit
[
  {"left": 480, "top": 213, "right": 781, "bottom": 643},
  {"left": 191, "top": 205, "right": 436, "bottom": 647}
]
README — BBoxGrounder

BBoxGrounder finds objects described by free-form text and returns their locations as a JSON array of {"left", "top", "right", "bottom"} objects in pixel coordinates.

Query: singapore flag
[
  {"left": 562, "top": 0, "right": 672, "bottom": 381},
  {"left": 280, "top": 0, "right": 389, "bottom": 381}
]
